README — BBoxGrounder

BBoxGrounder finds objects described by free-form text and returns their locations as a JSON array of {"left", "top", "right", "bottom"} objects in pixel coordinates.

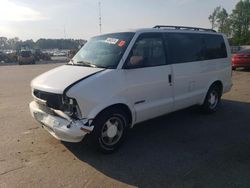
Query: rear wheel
[
  {"left": 201, "top": 85, "right": 221, "bottom": 113},
  {"left": 91, "top": 108, "right": 128, "bottom": 153}
]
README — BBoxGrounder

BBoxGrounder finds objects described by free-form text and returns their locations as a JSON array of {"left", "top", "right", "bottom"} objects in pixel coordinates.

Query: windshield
[{"left": 71, "top": 32, "right": 135, "bottom": 69}]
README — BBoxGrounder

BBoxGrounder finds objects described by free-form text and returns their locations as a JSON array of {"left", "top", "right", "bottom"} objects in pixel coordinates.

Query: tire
[
  {"left": 232, "top": 67, "right": 236, "bottom": 71},
  {"left": 91, "top": 108, "right": 129, "bottom": 153},
  {"left": 201, "top": 84, "right": 221, "bottom": 114}
]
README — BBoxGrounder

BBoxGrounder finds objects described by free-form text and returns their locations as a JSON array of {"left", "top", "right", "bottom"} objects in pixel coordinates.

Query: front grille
[
  {"left": 33, "top": 90, "right": 63, "bottom": 110},
  {"left": 37, "top": 102, "right": 55, "bottom": 115}
]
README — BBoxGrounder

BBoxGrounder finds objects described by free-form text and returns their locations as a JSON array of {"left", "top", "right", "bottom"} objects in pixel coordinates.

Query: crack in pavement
[{"left": 0, "top": 166, "right": 25, "bottom": 176}]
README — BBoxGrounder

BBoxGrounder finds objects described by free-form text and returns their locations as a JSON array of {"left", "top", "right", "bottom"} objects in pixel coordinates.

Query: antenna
[{"left": 98, "top": 1, "right": 102, "bottom": 34}]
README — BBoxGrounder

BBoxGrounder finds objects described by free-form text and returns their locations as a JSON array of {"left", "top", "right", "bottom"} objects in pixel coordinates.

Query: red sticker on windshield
[{"left": 118, "top": 40, "right": 126, "bottom": 47}]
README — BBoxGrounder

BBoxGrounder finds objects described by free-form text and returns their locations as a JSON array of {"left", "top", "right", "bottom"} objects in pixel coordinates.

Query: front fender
[{"left": 86, "top": 98, "right": 136, "bottom": 127}]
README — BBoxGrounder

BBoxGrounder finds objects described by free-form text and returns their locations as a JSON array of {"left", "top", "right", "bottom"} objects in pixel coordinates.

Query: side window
[
  {"left": 125, "top": 34, "right": 167, "bottom": 69},
  {"left": 165, "top": 33, "right": 205, "bottom": 64},
  {"left": 203, "top": 34, "right": 227, "bottom": 59}
]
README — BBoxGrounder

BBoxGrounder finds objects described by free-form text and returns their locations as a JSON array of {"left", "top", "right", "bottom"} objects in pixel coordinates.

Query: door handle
[{"left": 168, "top": 74, "right": 172, "bottom": 86}]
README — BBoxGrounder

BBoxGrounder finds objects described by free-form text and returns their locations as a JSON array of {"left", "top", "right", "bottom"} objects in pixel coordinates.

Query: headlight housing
[{"left": 62, "top": 96, "right": 82, "bottom": 119}]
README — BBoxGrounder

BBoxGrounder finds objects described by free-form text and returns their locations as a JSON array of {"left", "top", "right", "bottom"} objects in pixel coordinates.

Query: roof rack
[{"left": 153, "top": 25, "right": 216, "bottom": 33}]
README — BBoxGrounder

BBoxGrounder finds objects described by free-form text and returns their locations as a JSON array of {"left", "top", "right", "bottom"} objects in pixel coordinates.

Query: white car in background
[{"left": 30, "top": 25, "right": 232, "bottom": 152}]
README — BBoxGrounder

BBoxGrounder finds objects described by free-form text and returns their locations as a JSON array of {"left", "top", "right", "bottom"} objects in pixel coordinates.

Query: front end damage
[{"left": 29, "top": 90, "right": 94, "bottom": 143}]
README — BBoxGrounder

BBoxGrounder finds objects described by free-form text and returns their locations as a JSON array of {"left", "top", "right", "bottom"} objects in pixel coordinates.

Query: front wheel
[
  {"left": 91, "top": 108, "right": 128, "bottom": 153},
  {"left": 201, "top": 85, "right": 221, "bottom": 114}
]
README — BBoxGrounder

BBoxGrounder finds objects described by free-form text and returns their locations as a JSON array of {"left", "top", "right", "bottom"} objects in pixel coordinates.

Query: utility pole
[
  {"left": 98, "top": 1, "right": 102, "bottom": 34},
  {"left": 63, "top": 25, "right": 66, "bottom": 39}
]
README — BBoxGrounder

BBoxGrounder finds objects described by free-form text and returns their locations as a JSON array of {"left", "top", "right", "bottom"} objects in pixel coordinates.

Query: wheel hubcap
[
  {"left": 101, "top": 116, "right": 124, "bottom": 146},
  {"left": 107, "top": 124, "right": 118, "bottom": 138},
  {"left": 208, "top": 91, "right": 218, "bottom": 109}
]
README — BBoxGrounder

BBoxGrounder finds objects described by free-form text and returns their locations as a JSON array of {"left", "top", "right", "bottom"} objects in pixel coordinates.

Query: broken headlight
[{"left": 62, "top": 97, "right": 82, "bottom": 119}]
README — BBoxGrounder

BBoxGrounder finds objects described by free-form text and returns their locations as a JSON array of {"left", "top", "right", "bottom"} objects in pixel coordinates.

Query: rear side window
[
  {"left": 165, "top": 33, "right": 227, "bottom": 64},
  {"left": 203, "top": 34, "right": 227, "bottom": 59},
  {"left": 165, "top": 33, "right": 205, "bottom": 64}
]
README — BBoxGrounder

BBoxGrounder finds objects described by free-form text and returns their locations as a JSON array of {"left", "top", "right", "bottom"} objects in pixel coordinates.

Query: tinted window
[
  {"left": 165, "top": 33, "right": 227, "bottom": 64},
  {"left": 203, "top": 34, "right": 227, "bottom": 59},
  {"left": 165, "top": 33, "right": 205, "bottom": 64},
  {"left": 125, "top": 34, "right": 166, "bottom": 68}
]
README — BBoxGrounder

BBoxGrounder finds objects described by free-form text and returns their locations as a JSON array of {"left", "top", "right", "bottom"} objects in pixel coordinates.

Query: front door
[{"left": 121, "top": 33, "right": 174, "bottom": 123}]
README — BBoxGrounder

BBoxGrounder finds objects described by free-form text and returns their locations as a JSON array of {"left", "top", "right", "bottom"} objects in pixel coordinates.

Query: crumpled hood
[{"left": 31, "top": 65, "right": 104, "bottom": 94}]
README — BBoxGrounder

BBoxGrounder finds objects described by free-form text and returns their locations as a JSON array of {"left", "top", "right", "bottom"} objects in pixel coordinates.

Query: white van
[{"left": 30, "top": 26, "right": 232, "bottom": 152}]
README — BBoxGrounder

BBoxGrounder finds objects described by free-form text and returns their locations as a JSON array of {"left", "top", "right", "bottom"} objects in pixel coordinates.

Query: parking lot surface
[{"left": 0, "top": 64, "right": 250, "bottom": 188}]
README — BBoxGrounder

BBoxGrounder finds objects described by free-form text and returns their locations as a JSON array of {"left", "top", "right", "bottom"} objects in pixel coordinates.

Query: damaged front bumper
[{"left": 29, "top": 101, "right": 94, "bottom": 142}]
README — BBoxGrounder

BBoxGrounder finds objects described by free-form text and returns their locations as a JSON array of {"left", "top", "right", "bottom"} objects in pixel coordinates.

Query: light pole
[{"left": 99, "top": 1, "right": 102, "bottom": 34}]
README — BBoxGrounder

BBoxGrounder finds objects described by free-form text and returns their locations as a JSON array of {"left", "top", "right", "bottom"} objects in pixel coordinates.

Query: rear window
[
  {"left": 20, "top": 51, "right": 32, "bottom": 57},
  {"left": 165, "top": 33, "right": 227, "bottom": 64},
  {"left": 237, "top": 49, "right": 250, "bottom": 54}
]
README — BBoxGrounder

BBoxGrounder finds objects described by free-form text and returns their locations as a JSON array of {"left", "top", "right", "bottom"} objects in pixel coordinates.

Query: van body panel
[
  {"left": 66, "top": 69, "right": 136, "bottom": 121},
  {"left": 171, "top": 61, "right": 205, "bottom": 110},
  {"left": 31, "top": 65, "right": 104, "bottom": 94},
  {"left": 121, "top": 66, "right": 173, "bottom": 123},
  {"left": 29, "top": 28, "right": 232, "bottom": 143}
]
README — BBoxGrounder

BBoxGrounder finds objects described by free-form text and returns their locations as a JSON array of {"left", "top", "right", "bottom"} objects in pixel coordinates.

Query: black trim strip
[
  {"left": 63, "top": 69, "right": 105, "bottom": 98},
  {"left": 135, "top": 100, "right": 146, "bottom": 105}
]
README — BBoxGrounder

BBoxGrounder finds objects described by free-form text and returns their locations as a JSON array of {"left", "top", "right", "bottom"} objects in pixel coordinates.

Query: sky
[{"left": 0, "top": 0, "right": 239, "bottom": 41}]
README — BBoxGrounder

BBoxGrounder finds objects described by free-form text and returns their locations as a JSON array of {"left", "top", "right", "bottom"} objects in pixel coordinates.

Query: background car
[
  {"left": 34, "top": 49, "right": 51, "bottom": 61},
  {"left": 232, "top": 49, "right": 250, "bottom": 70},
  {"left": 17, "top": 50, "right": 35, "bottom": 65},
  {"left": 0, "top": 51, "right": 17, "bottom": 64}
]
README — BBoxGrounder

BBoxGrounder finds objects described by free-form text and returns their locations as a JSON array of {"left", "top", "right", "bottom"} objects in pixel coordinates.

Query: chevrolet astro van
[{"left": 29, "top": 26, "right": 232, "bottom": 152}]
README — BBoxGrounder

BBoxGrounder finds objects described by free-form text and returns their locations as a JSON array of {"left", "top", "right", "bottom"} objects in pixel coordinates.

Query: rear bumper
[
  {"left": 223, "top": 83, "right": 233, "bottom": 94},
  {"left": 18, "top": 58, "right": 35, "bottom": 64},
  {"left": 233, "top": 64, "right": 250, "bottom": 68},
  {"left": 232, "top": 60, "right": 250, "bottom": 68},
  {"left": 29, "top": 101, "right": 94, "bottom": 142}
]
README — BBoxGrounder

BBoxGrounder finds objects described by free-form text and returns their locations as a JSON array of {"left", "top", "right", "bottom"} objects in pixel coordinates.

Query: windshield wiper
[
  {"left": 76, "top": 61, "right": 98, "bottom": 68},
  {"left": 68, "top": 60, "right": 109, "bottom": 69}
]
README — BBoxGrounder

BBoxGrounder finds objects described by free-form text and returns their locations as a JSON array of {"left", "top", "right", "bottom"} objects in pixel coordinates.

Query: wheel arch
[
  {"left": 201, "top": 80, "right": 224, "bottom": 105},
  {"left": 210, "top": 80, "right": 223, "bottom": 96},
  {"left": 91, "top": 103, "right": 134, "bottom": 128}
]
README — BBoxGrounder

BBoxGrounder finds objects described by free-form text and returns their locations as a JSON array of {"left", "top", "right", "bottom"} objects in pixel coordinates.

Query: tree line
[
  {"left": 209, "top": 0, "right": 250, "bottom": 45},
  {"left": 0, "top": 37, "right": 87, "bottom": 50}
]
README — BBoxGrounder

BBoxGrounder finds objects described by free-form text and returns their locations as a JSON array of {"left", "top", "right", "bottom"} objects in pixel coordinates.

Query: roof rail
[{"left": 153, "top": 25, "right": 216, "bottom": 33}]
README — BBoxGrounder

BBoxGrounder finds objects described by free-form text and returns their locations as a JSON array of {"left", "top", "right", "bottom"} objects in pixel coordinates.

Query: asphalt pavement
[{"left": 0, "top": 64, "right": 250, "bottom": 188}]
